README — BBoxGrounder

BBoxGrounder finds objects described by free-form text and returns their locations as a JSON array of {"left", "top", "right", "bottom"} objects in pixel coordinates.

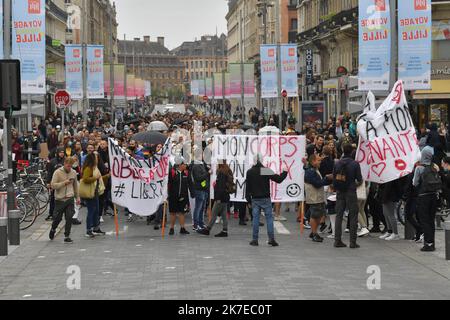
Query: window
[
  {"left": 206, "top": 72, "right": 209, "bottom": 77},
  {"left": 205, "top": 61, "right": 209, "bottom": 68},
  {"left": 433, "top": 39, "right": 450, "bottom": 60},
  {"left": 191, "top": 61, "right": 194, "bottom": 69},
  {"left": 195, "top": 61, "right": 199, "bottom": 68},
  {"left": 291, "top": 19, "right": 298, "bottom": 31}
]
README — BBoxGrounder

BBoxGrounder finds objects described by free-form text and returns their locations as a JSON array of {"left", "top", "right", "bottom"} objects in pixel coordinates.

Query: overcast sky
[{"left": 114, "top": 0, "right": 229, "bottom": 50}]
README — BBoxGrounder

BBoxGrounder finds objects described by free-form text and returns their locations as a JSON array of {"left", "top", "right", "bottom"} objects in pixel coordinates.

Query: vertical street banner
[
  {"left": 210, "top": 135, "right": 306, "bottom": 203},
  {"left": 260, "top": 45, "right": 278, "bottom": 98},
  {"left": 281, "top": 45, "right": 299, "bottom": 97},
  {"left": 126, "top": 74, "right": 135, "bottom": 100},
  {"left": 145, "top": 80, "right": 152, "bottom": 97},
  {"left": 198, "top": 78, "right": 205, "bottom": 97},
  {"left": 213, "top": 73, "right": 223, "bottom": 99},
  {"left": 114, "top": 64, "right": 126, "bottom": 100},
  {"left": 135, "top": 78, "right": 145, "bottom": 99},
  {"left": 86, "top": 45, "right": 105, "bottom": 98},
  {"left": 229, "top": 63, "right": 241, "bottom": 98},
  {"left": 108, "top": 139, "right": 170, "bottom": 216},
  {"left": 104, "top": 64, "right": 110, "bottom": 99},
  {"left": 12, "top": 0, "right": 46, "bottom": 94},
  {"left": 305, "top": 49, "right": 314, "bottom": 86},
  {"left": 224, "top": 72, "right": 231, "bottom": 99},
  {"left": 65, "top": 45, "right": 83, "bottom": 99},
  {"left": 0, "top": 3, "right": 3, "bottom": 58},
  {"left": 356, "top": 81, "right": 421, "bottom": 184},
  {"left": 398, "top": 0, "right": 432, "bottom": 90},
  {"left": 243, "top": 64, "right": 255, "bottom": 98},
  {"left": 358, "top": 0, "right": 391, "bottom": 91},
  {"left": 205, "top": 77, "right": 213, "bottom": 99}
]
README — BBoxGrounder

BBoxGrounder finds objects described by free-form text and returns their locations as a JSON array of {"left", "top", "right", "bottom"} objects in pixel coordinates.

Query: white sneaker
[
  {"left": 327, "top": 234, "right": 335, "bottom": 239},
  {"left": 379, "top": 233, "right": 392, "bottom": 239},
  {"left": 357, "top": 228, "right": 370, "bottom": 238},
  {"left": 344, "top": 228, "right": 350, "bottom": 233},
  {"left": 385, "top": 234, "right": 400, "bottom": 241},
  {"left": 100, "top": 217, "right": 104, "bottom": 223},
  {"left": 215, "top": 217, "right": 222, "bottom": 224}
]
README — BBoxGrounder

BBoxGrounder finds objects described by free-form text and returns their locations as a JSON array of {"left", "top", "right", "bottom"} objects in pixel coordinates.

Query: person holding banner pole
[{"left": 245, "top": 154, "right": 288, "bottom": 247}]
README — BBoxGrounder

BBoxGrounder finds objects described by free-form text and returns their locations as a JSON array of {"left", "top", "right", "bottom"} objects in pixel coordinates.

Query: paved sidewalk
[{"left": 0, "top": 209, "right": 449, "bottom": 300}]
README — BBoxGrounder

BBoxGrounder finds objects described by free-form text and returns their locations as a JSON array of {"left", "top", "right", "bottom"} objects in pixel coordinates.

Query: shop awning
[{"left": 413, "top": 80, "right": 450, "bottom": 100}]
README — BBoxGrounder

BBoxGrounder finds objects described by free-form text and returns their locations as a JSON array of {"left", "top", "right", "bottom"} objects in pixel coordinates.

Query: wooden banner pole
[
  {"left": 161, "top": 201, "right": 167, "bottom": 239},
  {"left": 114, "top": 205, "right": 119, "bottom": 239},
  {"left": 300, "top": 201, "right": 305, "bottom": 235}
]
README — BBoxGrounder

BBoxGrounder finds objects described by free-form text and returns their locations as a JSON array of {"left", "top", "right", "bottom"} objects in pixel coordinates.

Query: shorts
[
  {"left": 309, "top": 203, "right": 326, "bottom": 220},
  {"left": 169, "top": 199, "right": 188, "bottom": 214}
]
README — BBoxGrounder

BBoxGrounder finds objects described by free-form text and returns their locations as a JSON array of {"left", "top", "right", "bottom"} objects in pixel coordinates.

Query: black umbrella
[
  {"left": 133, "top": 131, "right": 168, "bottom": 145},
  {"left": 174, "top": 118, "right": 188, "bottom": 126}
]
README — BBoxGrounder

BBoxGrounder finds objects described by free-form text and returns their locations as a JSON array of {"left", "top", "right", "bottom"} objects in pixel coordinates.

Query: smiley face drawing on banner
[{"left": 356, "top": 81, "right": 421, "bottom": 184}]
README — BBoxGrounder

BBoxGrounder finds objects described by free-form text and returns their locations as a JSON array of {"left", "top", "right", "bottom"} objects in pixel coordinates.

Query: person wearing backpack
[
  {"left": 413, "top": 146, "right": 442, "bottom": 252},
  {"left": 198, "top": 161, "right": 235, "bottom": 238},
  {"left": 168, "top": 158, "right": 191, "bottom": 236},
  {"left": 332, "top": 144, "right": 363, "bottom": 249},
  {"left": 190, "top": 147, "right": 210, "bottom": 231}
]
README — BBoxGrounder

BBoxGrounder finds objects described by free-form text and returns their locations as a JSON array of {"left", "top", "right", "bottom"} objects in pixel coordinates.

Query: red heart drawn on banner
[{"left": 371, "top": 163, "right": 387, "bottom": 177}]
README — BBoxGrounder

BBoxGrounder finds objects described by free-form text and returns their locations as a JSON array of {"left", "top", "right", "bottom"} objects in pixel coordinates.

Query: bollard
[
  {"left": 0, "top": 217, "right": 7, "bottom": 256},
  {"left": 8, "top": 210, "right": 21, "bottom": 246},
  {"left": 445, "top": 221, "right": 450, "bottom": 261}
]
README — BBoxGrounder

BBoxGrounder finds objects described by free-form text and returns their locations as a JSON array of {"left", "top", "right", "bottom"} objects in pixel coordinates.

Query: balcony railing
[{"left": 46, "top": 0, "right": 68, "bottom": 23}]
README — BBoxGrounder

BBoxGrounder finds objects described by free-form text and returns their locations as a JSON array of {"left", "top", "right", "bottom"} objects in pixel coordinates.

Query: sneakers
[
  {"left": 93, "top": 229, "right": 106, "bottom": 236},
  {"left": 303, "top": 221, "right": 312, "bottom": 229},
  {"left": 344, "top": 228, "right": 350, "bottom": 233},
  {"left": 85, "top": 231, "right": 95, "bottom": 238},
  {"left": 215, "top": 217, "right": 222, "bottom": 224},
  {"left": 309, "top": 232, "right": 315, "bottom": 239},
  {"left": 357, "top": 228, "right": 370, "bottom": 238},
  {"left": 250, "top": 240, "right": 259, "bottom": 246},
  {"left": 379, "top": 233, "right": 392, "bottom": 240},
  {"left": 197, "top": 228, "right": 210, "bottom": 236},
  {"left": 154, "top": 225, "right": 160, "bottom": 230},
  {"left": 239, "top": 221, "right": 247, "bottom": 226},
  {"left": 268, "top": 239, "right": 279, "bottom": 247},
  {"left": 100, "top": 217, "right": 104, "bottom": 223},
  {"left": 350, "top": 243, "right": 360, "bottom": 249},
  {"left": 385, "top": 234, "right": 400, "bottom": 241},
  {"left": 334, "top": 240, "right": 347, "bottom": 248},
  {"left": 169, "top": 228, "right": 175, "bottom": 236},
  {"left": 71, "top": 218, "right": 82, "bottom": 225},
  {"left": 312, "top": 234, "right": 324, "bottom": 243},
  {"left": 327, "top": 234, "right": 335, "bottom": 239},
  {"left": 180, "top": 228, "right": 190, "bottom": 235},
  {"left": 64, "top": 238, "right": 74, "bottom": 244},
  {"left": 420, "top": 243, "right": 435, "bottom": 252},
  {"left": 49, "top": 229, "right": 56, "bottom": 240},
  {"left": 215, "top": 231, "right": 228, "bottom": 238},
  {"left": 414, "top": 234, "right": 424, "bottom": 243}
]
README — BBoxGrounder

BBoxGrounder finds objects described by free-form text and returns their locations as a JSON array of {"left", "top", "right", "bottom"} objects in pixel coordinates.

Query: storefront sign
[
  {"left": 305, "top": 49, "right": 314, "bottom": 86},
  {"left": 398, "top": 0, "right": 432, "bottom": 90},
  {"left": 358, "top": 0, "right": 391, "bottom": 91},
  {"left": 431, "top": 60, "right": 450, "bottom": 80}
]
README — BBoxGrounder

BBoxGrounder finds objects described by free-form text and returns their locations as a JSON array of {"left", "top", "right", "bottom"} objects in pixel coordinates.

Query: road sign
[
  {"left": 282, "top": 90, "right": 288, "bottom": 98},
  {"left": 203, "top": 95, "right": 208, "bottom": 102},
  {"left": 54, "top": 90, "right": 71, "bottom": 108}
]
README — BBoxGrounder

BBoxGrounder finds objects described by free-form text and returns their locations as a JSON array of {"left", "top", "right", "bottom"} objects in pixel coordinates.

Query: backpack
[
  {"left": 333, "top": 161, "right": 350, "bottom": 192},
  {"left": 419, "top": 165, "right": 442, "bottom": 194}
]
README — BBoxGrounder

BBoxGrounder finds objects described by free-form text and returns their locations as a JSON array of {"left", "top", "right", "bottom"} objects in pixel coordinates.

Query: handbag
[
  {"left": 79, "top": 179, "right": 96, "bottom": 199},
  {"left": 95, "top": 168, "right": 106, "bottom": 196}
]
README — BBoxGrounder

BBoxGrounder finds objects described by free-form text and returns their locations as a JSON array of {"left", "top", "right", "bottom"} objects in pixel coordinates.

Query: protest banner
[
  {"left": 108, "top": 139, "right": 170, "bottom": 216},
  {"left": 210, "top": 135, "right": 306, "bottom": 203},
  {"left": 356, "top": 81, "right": 421, "bottom": 184}
]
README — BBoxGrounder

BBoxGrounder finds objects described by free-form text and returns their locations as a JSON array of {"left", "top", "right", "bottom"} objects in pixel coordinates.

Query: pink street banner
[
  {"left": 243, "top": 64, "right": 255, "bottom": 98},
  {"left": 229, "top": 63, "right": 241, "bottom": 98},
  {"left": 114, "top": 65, "right": 126, "bottom": 100},
  {"left": 126, "top": 74, "right": 135, "bottom": 100},
  {"left": 205, "top": 78, "right": 213, "bottom": 98},
  {"left": 224, "top": 72, "right": 231, "bottom": 99},
  {"left": 213, "top": 73, "right": 223, "bottom": 99}
]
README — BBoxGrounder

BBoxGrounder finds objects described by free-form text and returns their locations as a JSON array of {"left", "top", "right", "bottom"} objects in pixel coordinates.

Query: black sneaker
[
  {"left": 49, "top": 229, "right": 56, "bottom": 240},
  {"left": 45, "top": 215, "right": 53, "bottom": 221},
  {"left": 421, "top": 244, "right": 435, "bottom": 252},
  {"left": 268, "top": 239, "right": 279, "bottom": 247},
  {"left": 169, "top": 228, "right": 175, "bottom": 236},
  {"left": 350, "top": 243, "right": 360, "bottom": 249},
  {"left": 85, "top": 231, "right": 95, "bottom": 238},
  {"left": 64, "top": 238, "right": 74, "bottom": 244},
  {"left": 71, "top": 218, "right": 82, "bottom": 225},
  {"left": 250, "top": 240, "right": 259, "bottom": 246},
  {"left": 154, "top": 225, "right": 160, "bottom": 230},
  {"left": 180, "top": 228, "right": 190, "bottom": 235},
  {"left": 334, "top": 240, "right": 347, "bottom": 248},
  {"left": 215, "top": 231, "right": 228, "bottom": 238},
  {"left": 259, "top": 222, "right": 264, "bottom": 227},
  {"left": 239, "top": 221, "right": 247, "bottom": 226},
  {"left": 93, "top": 229, "right": 106, "bottom": 236},
  {"left": 312, "top": 234, "right": 324, "bottom": 243},
  {"left": 309, "top": 232, "right": 315, "bottom": 239},
  {"left": 197, "top": 228, "right": 210, "bottom": 236}
]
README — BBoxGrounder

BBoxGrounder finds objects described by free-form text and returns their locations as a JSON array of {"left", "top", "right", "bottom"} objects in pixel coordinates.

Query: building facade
[
  {"left": 118, "top": 36, "right": 185, "bottom": 92},
  {"left": 297, "top": 0, "right": 359, "bottom": 119},
  {"left": 172, "top": 34, "right": 228, "bottom": 82}
]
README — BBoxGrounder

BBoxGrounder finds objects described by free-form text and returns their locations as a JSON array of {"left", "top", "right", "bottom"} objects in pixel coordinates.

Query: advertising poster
[
  {"left": 243, "top": 64, "right": 255, "bottom": 98},
  {"left": 114, "top": 64, "right": 126, "bottom": 100},
  {"left": 12, "top": 0, "right": 46, "bottom": 94},
  {"left": 358, "top": 0, "right": 391, "bottom": 91},
  {"left": 281, "top": 45, "right": 298, "bottom": 97},
  {"left": 126, "top": 74, "right": 135, "bottom": 100},
  {"left": 398, "top": 0, "right": 432, "bottom": 90},
  {"left": 87, "top": 45, "right": 104, "bottom": 98},
  {"left": 224, "top": 72, "right": 231, "bottom": 99},
  {"left": 213, "top": 73, "right": 223, "bottom": 99},
  {"left": 300, "top": 101, "right": 326, "bottom": 127},
  {"left": 260, "top": 45, "right": 278, "bottom": 98},
  {"left": 205, "top": 77, "right": 213, "bottom": 98},
  {"left": 65, "top": 45, "right": 83, "bottom": 99}
]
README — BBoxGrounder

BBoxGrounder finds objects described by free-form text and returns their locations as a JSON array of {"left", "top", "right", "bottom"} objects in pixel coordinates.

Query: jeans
[
  {"left": 417, "top": 194, "right": 438, "bottom": 245},
  {"left": 51, "top": 199, "right": 75, "bottom": 238},
  {"left": 193, "top": 190, "right": 208, "bottom": 228},
  {"left": 86, "top": 197, "right": 100, "bottom": 232},
  {"left": 335, "top": 190, "right": 359, "bottom": 244},
  {"left": 382, "top": 202, "right": 398, "bottom": 234},
  {"left": 251, "top": 198, "right": 275, "bottom": 241}
]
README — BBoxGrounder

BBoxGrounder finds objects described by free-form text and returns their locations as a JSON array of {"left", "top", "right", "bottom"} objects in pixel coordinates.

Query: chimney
[
  {"left": 133, "top": 37, "right": 140, "bottom": 41},
  {"left": 144, "top": 36, "right": 150, "bottom": 43},
  {"left": 157, "top": 37, "right": 165, "bottom": 47}
]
